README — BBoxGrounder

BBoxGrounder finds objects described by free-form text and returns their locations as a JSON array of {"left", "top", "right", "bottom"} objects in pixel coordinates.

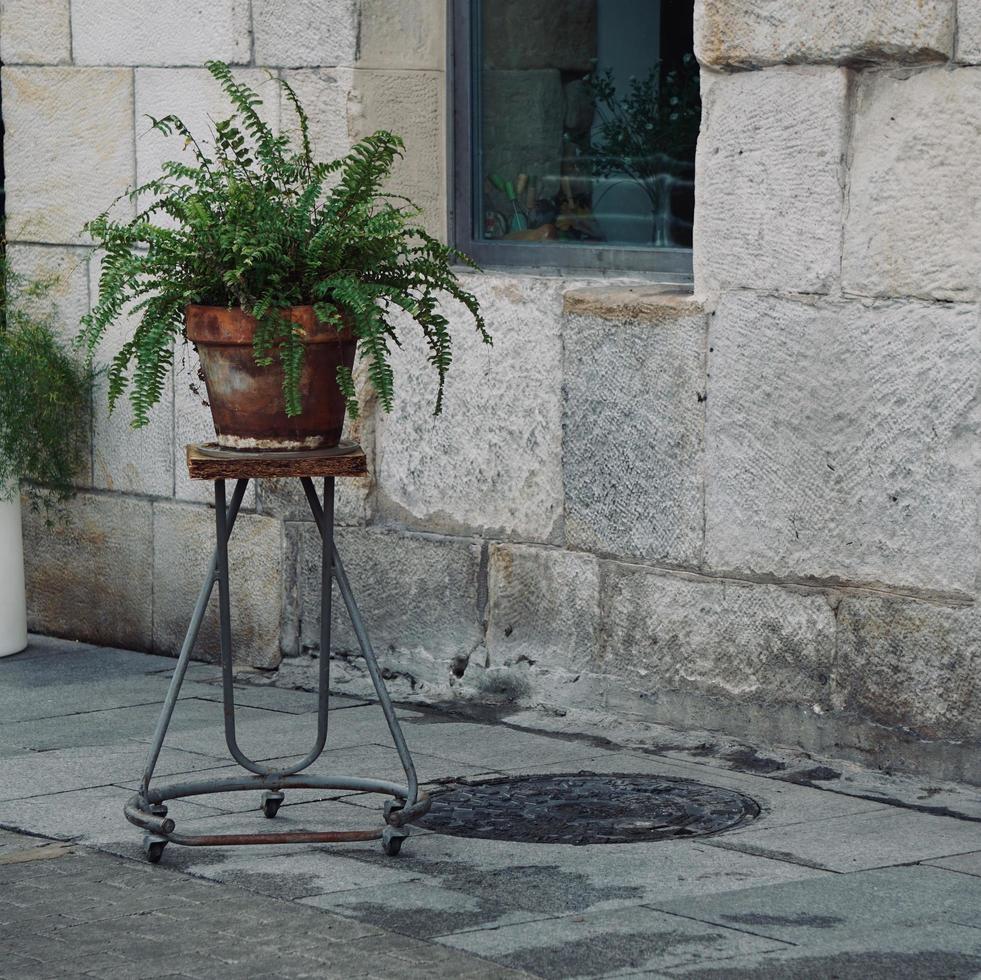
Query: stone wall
[{"left": 3, "top": 0, "right": 979, "bottom": 783}]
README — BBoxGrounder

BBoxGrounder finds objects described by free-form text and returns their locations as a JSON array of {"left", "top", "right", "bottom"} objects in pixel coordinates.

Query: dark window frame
[{"left": 449, "top": 0, "right": 694, "bottom": 281}]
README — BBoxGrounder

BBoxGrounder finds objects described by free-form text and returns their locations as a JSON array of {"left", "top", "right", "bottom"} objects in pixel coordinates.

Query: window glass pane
[{"left": 475, "top": 0, "right": 698, "bottom": 250}]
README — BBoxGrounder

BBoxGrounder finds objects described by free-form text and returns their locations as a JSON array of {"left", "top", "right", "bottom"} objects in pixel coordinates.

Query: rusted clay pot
[{"left": 185, "top": 305, "right": 356, "bottom": 451}]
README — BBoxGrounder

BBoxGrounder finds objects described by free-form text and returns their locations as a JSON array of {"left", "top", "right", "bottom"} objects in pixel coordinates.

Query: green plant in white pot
[{"left": 0, "top": 246, "right": 91, "bottom": 656}]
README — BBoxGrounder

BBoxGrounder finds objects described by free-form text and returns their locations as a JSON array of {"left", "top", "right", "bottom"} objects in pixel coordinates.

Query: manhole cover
[{"left": 419, "top": 772, "right": 760, "bottom": 845}]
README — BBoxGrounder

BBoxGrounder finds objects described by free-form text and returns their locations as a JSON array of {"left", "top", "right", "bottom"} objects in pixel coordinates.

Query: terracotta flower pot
[{"left": 185, "top": 305, "right": 356, "bottom": 452}]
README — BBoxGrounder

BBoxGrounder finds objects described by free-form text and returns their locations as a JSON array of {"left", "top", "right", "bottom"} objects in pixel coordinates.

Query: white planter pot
[{"left": 0, "top": 489, "right": 28, "bottom": 657}]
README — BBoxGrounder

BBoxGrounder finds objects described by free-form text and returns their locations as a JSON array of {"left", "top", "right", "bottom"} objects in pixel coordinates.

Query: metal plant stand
[{"left": 125, "top": 442, "right": 429, "bottom": 864}]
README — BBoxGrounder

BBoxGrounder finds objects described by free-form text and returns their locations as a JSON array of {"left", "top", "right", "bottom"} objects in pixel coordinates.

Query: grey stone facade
[{"left": 3, "top": 0, "right": 978, "bottom": 782}]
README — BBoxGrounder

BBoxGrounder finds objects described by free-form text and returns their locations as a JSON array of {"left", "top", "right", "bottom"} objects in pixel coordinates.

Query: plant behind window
[{"left": 80, "top": 61, "right": 489, "bottom": 428}]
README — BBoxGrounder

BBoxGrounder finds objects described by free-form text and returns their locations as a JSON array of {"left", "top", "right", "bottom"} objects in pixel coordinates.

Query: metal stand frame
[{"left": 125, "top": 475, "right": 430, "bottom": 863}]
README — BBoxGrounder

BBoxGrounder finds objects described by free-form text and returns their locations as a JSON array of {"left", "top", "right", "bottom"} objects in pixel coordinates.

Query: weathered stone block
[
  {"left": 482, "top": 0, "right": 596, "bottom": 71},
  {"left": 693, "top": 67, "right": 848, "bottom": 296},
  {"left": 695, "top": 0, "right": 954, "bottom": 68},
  {"left": 842, "top": 67, "right": 981, "bottom": 302},
  {"left": 253, "top": 0, "right": 358, "bottom": 68},
  {"left": 4, "top": 244, "right": 91, "bottom": 346},
  {"left": 562, "top": 299, "right": 706, "bottom": 564},
  {"left": 281, "top": 69, "right": 355, "bottom": 165},
  {"left": 359, "top": 0, "right": 445, "bottom": 70},
  {"left": 2, "top": 67, "right": 135, "bottom": 246},
  {"left": 348, "top": 69, "right": 446, "bottom": 238},
  {"left": 601, "top": 563, "right": 836, "bottom": 708},
  {"left": 89, "top": 258, "right": 174, "bottom": 498},
  {"left": 482, "top": 70, "right": 564, "bottom": 194},
  {"left": 295, "top": 525, "right": 483, "bottom": 688},
  {"left": 836, "top": 597, "right": 980, "bottom": 740},
  {"left": 0, "top": 0, "right": 71, "bottom": 65},
  {"left": 4, "top": 245, "right": 94, "bottom": 489},
  {"left": 487, "top": 544, "right": 599, "bottom": 678},
  {"left": 957, "top": 1, "right": 981, "bottom": 63},
  {"left": 704, "top": 292, "right": 979, "bottom": 595},
  {"left": 374, "top": 273, "right": 565, "bottom": 542},
  {"left": 153, "top": 501, "right": 284, "bottom": 668},
  {"left": 23, "top": 492, "right": 153, "bottom": 650},
  {"left": 135, "top": 68, "right": 281, "bottom": 225},
  {"left": 72, "top": 0, "right": 250, "bottom": 66}
]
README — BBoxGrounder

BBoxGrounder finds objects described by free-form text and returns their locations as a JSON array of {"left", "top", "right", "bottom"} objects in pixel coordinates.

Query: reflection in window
[{"left": 476, "top": 0, "right": 698, "bottom": 251}]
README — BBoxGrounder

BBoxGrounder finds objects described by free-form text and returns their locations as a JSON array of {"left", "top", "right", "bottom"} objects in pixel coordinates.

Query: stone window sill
[{"left": 562, "top": 283, "right": 702, "bottom": 323}]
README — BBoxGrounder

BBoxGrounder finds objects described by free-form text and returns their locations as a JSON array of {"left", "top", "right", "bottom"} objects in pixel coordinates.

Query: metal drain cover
[{"left": 419, "top": 772, "right": 760, "bottom": 845}]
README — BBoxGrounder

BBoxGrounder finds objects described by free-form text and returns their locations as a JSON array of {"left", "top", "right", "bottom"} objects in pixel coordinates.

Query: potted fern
[
  {"left": 0, "top": 246, "right": 91, "bottom": 656},
  {"left": 80, "top": 62, "right": 488, "bottom": 451}
]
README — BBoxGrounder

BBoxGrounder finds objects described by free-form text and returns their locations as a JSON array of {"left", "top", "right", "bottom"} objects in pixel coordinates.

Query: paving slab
[
  {"left": 0, "top": 742, "right": 224, "bottom": 801},
  {"left": 0, "top": 696, "right": 294, "bottom": 751},
  {"left": 299, "top": 879, "right": 548, "bottom": 935},
  {"left": 139, "top": 702, "right": 431, "bottom": 759},
  {"left": 392, "top": 716, "right": 627, "bottom": 770},
  {"left": 188, "top": 678, "right": 370, "bottom": 714},
  {"left": 437, "top": 904, "right": 790, "bottom": 978},
  {"left": 706, "top": 806, "right": 981, "bottom": 871},
  {"left": 296, "top": 831, "right": 828, "bottom": 941},
  {"left": 118, "top": 743, "right": 488, "bottom": 815},
  {"left": 0, "top": 829, "right": 523, "bottom": 979},
  {"left": 925, "top": 849, "right": 981, "bottom": 878},
  {"left": 0, "top": 785, "right": 224, "bottom": 845},
  {"left": 649, "top": 864, "right": 981, "bottom": 943},
  {"left": 662, "top": 922, "right": 981, "bottom": 979},
  {"left": 104, "top": 801, "right": 428, "bottom": 896}
]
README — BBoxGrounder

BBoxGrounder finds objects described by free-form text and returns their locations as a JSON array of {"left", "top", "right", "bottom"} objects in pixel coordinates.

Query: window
[{"left": 452, "top": 0, "right": 699, "bottom": 278}]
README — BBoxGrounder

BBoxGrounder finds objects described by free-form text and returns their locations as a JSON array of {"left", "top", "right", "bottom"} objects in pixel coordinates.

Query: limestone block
[
  {"left": 2, "top": 67, "right": 135, "bottom": 246},
  {"left": 5, "top": 245, "right": 94, "bottom": 489},
  {"left": 253, "top": 0, "right": 358, "bottom": 68},
  {"left": 481, "top": 70, "right": 564, "bottom": 191},
  {"left": 487, "top": 544, "right": 600, "bottom": 677},
  {"left": 836, "top": 597, "right": 980, "bottom": 740},
  {"left": 153, "top": 501, "right": 284, "bottom": 668},
  {"left": 482, "top": 0, "right": 596, "bottom": 71},
  {"left": 281, "top": 70, "right": 355, "bottom": 165},
  {"left": 601, "top": 563, "right": 836, "bottom": 708},
  {"left": 695, "top": 0, "right": 954, "bottom": 68},
  {"left": 71, "top": 0, "right": 250, "bottom": 66},
  {"left": 135, "top": 68, "right": 281, "bottom": 226},
  {"left": 295, "top": 525, "right": 483, "bottom": 687},
  {"left": 4, "top": 245, "right": 91, "bottom": 346},
  {"left": 563, "top": 303, "right": 706, "bottom": 564},
  {"left": 88, "top": 257, "right": 174, "bottom": 498},
  {"left": 23, "top": 492, "right": 153, "bottom": 650},
  {"left": 374, "top": 273, "right": 566, "bottom": 542},
  {"left": 0, "top": 0, "right": 71, "bottom": 65},
  {"left": 704, "top": 292, "right": 979, "bottom": 595},
  {"left": 359, "top": 0, "right": 445, "bottom": 70},
  {"left": 693, "top": 67, "right": 848, "bottom": 296},
  {"left": 957, "top": 1, "right": 981, "bottom": 62},
  {"left": 842, "top": 67, "right": 981, "bottom": 302},
  {"left": 348, "top": 69, "right": 446, "bottom": 238}
]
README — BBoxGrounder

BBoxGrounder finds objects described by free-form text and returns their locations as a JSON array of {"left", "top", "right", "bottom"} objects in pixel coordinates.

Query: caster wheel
[
  {"left": 261, "top": 790, "right": 285, "bottom": 819},
  {"left": 381, "top": 827, "right": 408, "bottom": 857},
  {"left": 142, "top": 834, "right": 168, "bottom": 864},
  {"left": 383, "top": 799, "right": 404, "bottom": 824}
]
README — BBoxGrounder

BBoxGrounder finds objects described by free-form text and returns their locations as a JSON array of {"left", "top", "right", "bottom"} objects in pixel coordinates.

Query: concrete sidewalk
[{"left": 1, "top": 636, "right": 980, "bottom": 979}]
